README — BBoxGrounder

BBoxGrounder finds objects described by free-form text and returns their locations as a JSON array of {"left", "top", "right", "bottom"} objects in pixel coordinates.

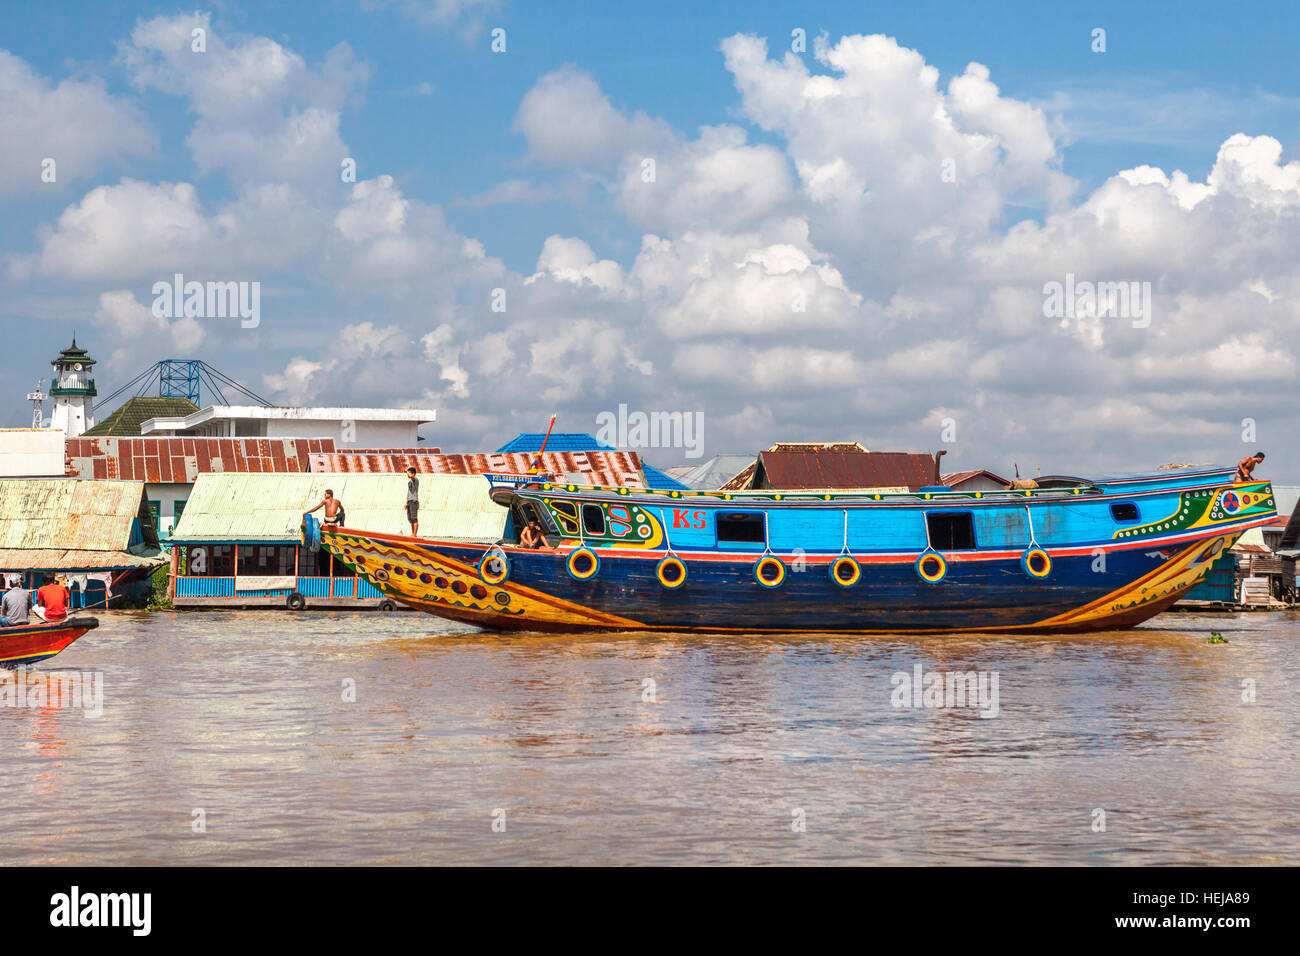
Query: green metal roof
[
  {"left": 171, "top": 472, "right": 506, "bottom": 542},
  {"left": 84, "top": 396, "right": 199, "bottom": 436}
]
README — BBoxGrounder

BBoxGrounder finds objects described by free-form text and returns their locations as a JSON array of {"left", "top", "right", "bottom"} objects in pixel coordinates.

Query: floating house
[
  {"left": 168, "top": 473, "right": 507, "bottom": 608},
  {"left": 0, "top": 478, "right": 164, "bottom": 607},
  {"left": 65, "top": 436, "right": 336, "bottom": 538}
]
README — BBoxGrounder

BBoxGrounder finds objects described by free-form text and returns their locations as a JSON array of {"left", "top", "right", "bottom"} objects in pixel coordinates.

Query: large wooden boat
[
  {"left": 0, "top": 617, "right": 99, "bottom": 667},
  {"left": 317, "top": 468, "right": 1276, "bottom": 634}
]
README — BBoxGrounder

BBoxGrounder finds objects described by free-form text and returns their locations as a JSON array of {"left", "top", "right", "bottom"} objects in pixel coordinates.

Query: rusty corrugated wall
[
  {"left": 64, "top": 437, "right": 337, "bottom": 482},
  {"left": 308, "top": 451, "right": 647, "bottom": 488}
]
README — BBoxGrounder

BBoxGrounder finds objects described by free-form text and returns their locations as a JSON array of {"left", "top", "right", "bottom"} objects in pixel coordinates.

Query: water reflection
[{"left": 0, "top": 609, "right": 1296, "bottom": 864}]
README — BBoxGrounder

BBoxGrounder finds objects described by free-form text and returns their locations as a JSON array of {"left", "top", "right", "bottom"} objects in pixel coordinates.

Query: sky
[{"left": 1, "top": 0, "right": 1298, "bottom": 478}]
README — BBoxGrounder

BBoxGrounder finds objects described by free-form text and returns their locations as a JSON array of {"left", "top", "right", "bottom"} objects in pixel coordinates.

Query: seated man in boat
[
  {"left": 0, "top": 577, "right": 32, "bottom": 626},
  {"left": 519, "top": 517, "right": 548, "bottom": 550},
  {"left": 33, "top": 573, "right": 70, "bottom": 623},
  {"left": 306, "top": 489, "right": 345, "bottom": 528},
  {"left": 1236, "top": 451, "right": 1265, "bottom": 482}
]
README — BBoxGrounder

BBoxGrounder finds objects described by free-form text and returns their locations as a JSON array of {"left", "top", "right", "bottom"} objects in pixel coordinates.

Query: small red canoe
[{"left": 0, "top": 617, "right": 99, "bottom": 668}]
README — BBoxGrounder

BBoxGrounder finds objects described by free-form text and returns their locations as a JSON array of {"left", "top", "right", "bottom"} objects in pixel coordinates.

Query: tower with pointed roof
[{"left": 49, "top": 336, "right": 97, "bottom": 436}]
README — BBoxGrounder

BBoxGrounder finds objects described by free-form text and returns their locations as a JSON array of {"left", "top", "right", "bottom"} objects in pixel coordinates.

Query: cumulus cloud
[{"left": 0, "top": 50, "right": 155, "bottom": 198}]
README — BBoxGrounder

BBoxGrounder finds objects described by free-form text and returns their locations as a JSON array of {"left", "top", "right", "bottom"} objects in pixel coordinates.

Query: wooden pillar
[{"left": 169, "top": 546, "right": 179, "bottom": 600}]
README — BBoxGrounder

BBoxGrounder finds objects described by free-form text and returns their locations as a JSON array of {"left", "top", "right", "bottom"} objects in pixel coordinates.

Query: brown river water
[{"left": 1, "top": 609, "right": 1296, "bottom": 865}]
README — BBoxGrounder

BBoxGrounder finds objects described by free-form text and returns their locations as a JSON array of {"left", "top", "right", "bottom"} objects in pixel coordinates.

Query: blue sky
[{"left": 2, "top": 1, "right": 1298, "bottom": 474}]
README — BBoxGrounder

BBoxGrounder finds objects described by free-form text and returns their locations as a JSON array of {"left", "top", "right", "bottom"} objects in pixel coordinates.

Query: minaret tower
[{"left": 49, "top": 336, "right": 97, "bottom": 436}]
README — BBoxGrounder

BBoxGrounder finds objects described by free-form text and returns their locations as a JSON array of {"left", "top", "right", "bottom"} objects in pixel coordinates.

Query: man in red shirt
[{"left": 35, "top": 573, "right": 70, "bottom": 622}]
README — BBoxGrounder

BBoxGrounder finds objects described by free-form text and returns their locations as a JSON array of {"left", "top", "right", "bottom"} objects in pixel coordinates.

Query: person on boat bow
[
  {"left": 1236, "top": 451, "right": 1265, "bottom": 482},
  {"left": 519, "top": 517, "right": 547, "bottom": 550},
  {"left": 306, "top": 489, "right": 345, "bottom": 528},
  {"left": 0, "top": 577, "right": 32, "bottom": 626}
]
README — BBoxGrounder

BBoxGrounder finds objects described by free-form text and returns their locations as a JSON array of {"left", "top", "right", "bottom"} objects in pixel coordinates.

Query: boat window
[
  {"left": 926, "top": 512, "right": 975, "bottom": 550},
  {"left": 582, "top": 504, "right": 606, "bottom": 536},
  {"left": 717, "top": 513, "right": 766, "bottom": 544},
  {"left": 1110, "top": 503, "right": 1140, "bottom": 522}
]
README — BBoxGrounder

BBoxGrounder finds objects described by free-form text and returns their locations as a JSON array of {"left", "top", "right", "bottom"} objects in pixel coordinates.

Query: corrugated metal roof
[
  {"left": 0, "top": 548, "right": 162, "bottom": 570},
  {"left": 0, "top": 479, "right": 153, "bottom": 551},
  {"left": 171, "top": 473, "right": 507, "bottom": 542},
  {"left": 496, "top": 432, "right": 612, "bottom": 453},
  {"left": 492, "top": 433, "right": 689, "bottom": 489},
  {"left": 942, "top": 469, "right": 1010, "bottom": 487},
  {"left": 309, "top": 451, "right": 647, "bottom": 488},
  {"left": 758, "top": 449, "right": 937, "bottom": 491},
  {"left": 65, "top": 437, "right": 336, "bottom": 483},
  {"left": 338, "top": 447, "right": 441, "bottom": 454}
]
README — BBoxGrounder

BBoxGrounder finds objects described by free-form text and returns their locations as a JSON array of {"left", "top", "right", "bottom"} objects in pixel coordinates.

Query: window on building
[
  {"left": 926, "top": 512, "right": 976, "bottom": 550},
  {"left": 716, "top": 513, "right": 766, "bottom": 545},
  {"left": 237, "top": 544, "right": 297, "bottom": 576},
  {"left": 1110, "top": 503, "right": 1140, "bottom": 522},
  {"left": 186, "top": 544, "right": 235, "bottom": 576},
  {"left": 582, "top": 504, "right": 606, "bottom": 536}
]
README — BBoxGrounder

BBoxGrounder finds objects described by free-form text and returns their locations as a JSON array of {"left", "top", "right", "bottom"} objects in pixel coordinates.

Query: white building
[
  {"left": 140, "top": 405, "right": 436, "bottom": 446},
  {"left": 0, "top": 428, "right": 66, "bottom": 477},
  {"left": 48, "top": 339, "right": 97, "bottom": 437}
]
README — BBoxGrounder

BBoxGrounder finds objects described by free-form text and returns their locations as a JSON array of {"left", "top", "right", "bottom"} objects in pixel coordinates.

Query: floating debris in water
[{"left": 1208, "top": 631, "right": 1228, "bottom": 644}]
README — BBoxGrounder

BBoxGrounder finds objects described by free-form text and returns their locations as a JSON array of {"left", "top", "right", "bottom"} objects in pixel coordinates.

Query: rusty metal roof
[
  {"left": 0, "top": 548, "right": 162, "bottom": 570},
  {"left": 0, "top": 479, "right": 155, "bottom": 552},
  {"left": 720, "top": 445, "right": 938, "bottom": 491},
  {"left": 65, "top": 437, "right": 336, "bottom": 483},
  {"left": 309, "top": 451, "right": 647, "bottom": 488},
  {"left": 942, "top": 469, "right": 1010, "bottom": 487}
]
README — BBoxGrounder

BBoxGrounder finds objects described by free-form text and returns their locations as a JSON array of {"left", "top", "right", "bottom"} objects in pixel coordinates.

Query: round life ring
[
  {"left": 754, "top": 556, "right": 786, "bottom": 588},
  {"left": 829, "top": 555, "right": 861, "bottom": 588},
  {"left": 656, "top": 556, "right": 687, "bottom": 589},
  {"left": 1021, "top": 547, "right": 1052, "bottom": 579},
  {"left": 915, "top": 551, "right": 947, "bottom": 584},
  {"left": 479, "top": 551, "right": 510, "bottom": 585},
  {"left": 567, "top": 547, "right": 600, "bottom": 581},
  {"left": 286, "top": 591, "right": 306, "bottom": 611}
]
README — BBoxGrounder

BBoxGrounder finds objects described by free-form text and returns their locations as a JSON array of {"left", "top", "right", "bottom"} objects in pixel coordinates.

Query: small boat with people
[
  {"left": 0, "top": 617, "right": 100, "bottom": 668},
  {"left": 316, "top": 463, "right": 1277, "bottom": 635}
]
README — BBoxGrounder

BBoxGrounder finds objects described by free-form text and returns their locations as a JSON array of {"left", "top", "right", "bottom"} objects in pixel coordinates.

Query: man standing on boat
[
  {"left": 306, "top": 489, "right": 345, "bottom": 528},
  {"left": 405, "top": 466, "right": 419, "bottom": 537},
  {"left": 1236, "top": 451, "right": 1265, "bottom": 482},
  {"left": 0, "top": 577, "right": 31, "bottom": 626}
]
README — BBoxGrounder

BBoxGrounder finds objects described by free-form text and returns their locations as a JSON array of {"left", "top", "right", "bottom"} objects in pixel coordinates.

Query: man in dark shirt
[
  {"left": 405, "top": 466, "right": 419, "bottom": 536},
  {"left": 1236, "top": 452, "right": 1265, "bottom": 482}
]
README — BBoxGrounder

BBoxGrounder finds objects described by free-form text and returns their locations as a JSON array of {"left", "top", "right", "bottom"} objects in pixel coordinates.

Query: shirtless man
[
  {"left": 1236, "top": 452, "right": 1265, "bottom": 482},
  {"left": 306, "top": 489, "right": 345, "bottom": 527},
  {"left": 519, "top": 517, "right": 547, "bottom": 550}
]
